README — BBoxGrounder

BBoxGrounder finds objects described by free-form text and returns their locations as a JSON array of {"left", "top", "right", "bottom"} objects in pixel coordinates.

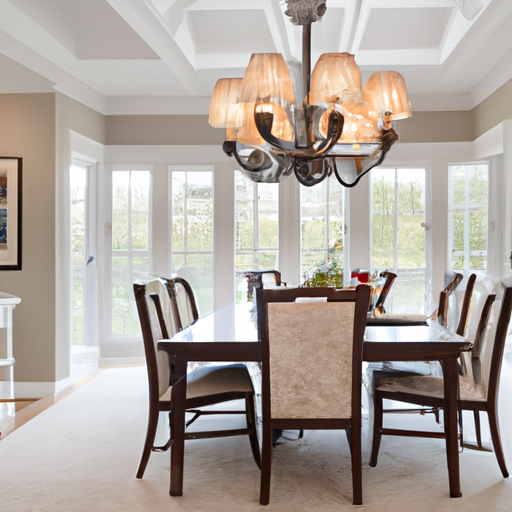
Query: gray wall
[{"left": 0, "top": 93, "right": 57, "bottom": 382}]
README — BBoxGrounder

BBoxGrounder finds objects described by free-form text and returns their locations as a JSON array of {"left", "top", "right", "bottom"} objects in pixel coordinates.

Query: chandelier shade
[
  {"left": 208, "top": 1, "right": 411, "bottom": 187},
  {"left": 310, "top": 52, "right": 362, "bottom": 105},
  {"left": 209, "top": 78, "right": 243, "bottom": 129}
]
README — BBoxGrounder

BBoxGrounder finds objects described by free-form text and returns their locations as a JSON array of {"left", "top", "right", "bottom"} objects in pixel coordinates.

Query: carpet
[{"left": 0, "top": 367, "right": 511, "bottom": 511}]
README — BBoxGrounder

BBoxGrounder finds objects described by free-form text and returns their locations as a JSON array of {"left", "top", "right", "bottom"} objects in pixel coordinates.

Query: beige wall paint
[
  {"left": 0, "top": 93, "right": 57, "bottom": 383},
  {"left": 395, "top": 111, "right": 473, "bottom": 143},
  {"left": 472, "top": 79, "right": 512, "bottom": 140},
  {"left": 105, "top": 114, "right": 225, "bottom": 145}
]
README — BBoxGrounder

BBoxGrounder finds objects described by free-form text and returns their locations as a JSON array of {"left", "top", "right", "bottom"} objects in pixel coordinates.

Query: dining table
[{"left": 158, "top": 302, "right": 472, "bottom": 499}]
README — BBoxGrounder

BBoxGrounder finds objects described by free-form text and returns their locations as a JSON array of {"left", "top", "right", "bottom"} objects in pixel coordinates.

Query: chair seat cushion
[
  {"left": 375, "top": 372, "right": 486, "bottom": 402},
  {"left": 159, "top": 364, "right": 254, "bottom": 401}
]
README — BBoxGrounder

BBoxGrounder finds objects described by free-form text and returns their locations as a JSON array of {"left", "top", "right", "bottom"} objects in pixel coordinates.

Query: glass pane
[
  {"left": 172, "top": 253, "right": 214, "bottom": 316},
  {"left": 451, "top": 165, "right": 466, "bottom": 206},
  {"left": 235, "top": 173, "right": 254, "bottom": 251},
  {"left": 171, "top": 172, "right": 185, "bottom": 251},
  {"left": 371, "top": 168, "right": 395, "bottom": 269},
  {"left": 235, "top": 171, "right": 279, "bottom": 304},
  {"left": 469, "top": 208, "right": 487, "bottom": 270},
  {"left": 397, "top": 169, "right": 425, "bottom": 269},
  {"left": 301, "top": 176, "right": 345, "bottom": 281},
  {"left": 112, "top": 171, "right": 129, "bottom": 250},
  {"left": 70, "top": 165, "right": 86, "bottom": 345},
  {"left": 185, "top": 172, "right": 213, "bottom": 251},
  {"left": 257, "top": 183, "right": 279, "bottom": 249},
  {"left": 131, "top": 171, "right": 150, "bottom": 250},
  {"left": 468, "top": 165, "right": 488, "bottom": 205},
  {"left": 111, "top": 258, "right": 141, "bottom": 336}
]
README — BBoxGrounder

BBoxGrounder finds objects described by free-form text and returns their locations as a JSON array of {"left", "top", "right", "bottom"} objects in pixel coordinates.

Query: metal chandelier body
[{"left": 208, "top": 0, "right": 412, "bottom": 187}]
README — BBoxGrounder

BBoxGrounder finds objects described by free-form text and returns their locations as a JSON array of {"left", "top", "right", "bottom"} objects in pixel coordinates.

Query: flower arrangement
[{"left": 302, "top": 259, "right": 344, "bottom": 288}]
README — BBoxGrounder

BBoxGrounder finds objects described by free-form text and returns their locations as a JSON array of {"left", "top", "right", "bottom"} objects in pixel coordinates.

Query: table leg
[
  {"left": 170, "top": 371, "right": 187, "bottom": 496},
  {"left": 443, "top": 358, "right": 462, "bottom": 498}
]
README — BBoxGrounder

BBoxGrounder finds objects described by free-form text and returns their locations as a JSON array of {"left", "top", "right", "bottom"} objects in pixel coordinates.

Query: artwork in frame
[{"left": 0, "top": 157, "right": 22, "bottom": 270}]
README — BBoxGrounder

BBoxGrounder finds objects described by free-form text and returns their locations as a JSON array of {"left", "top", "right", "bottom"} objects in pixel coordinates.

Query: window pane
[
  {"left": 468, "top": 165, "right": 488, "bottom": 204},
  {"left": 111, "top": 169, "right": 150, "bottom": 336},
  {"left": 235, "top": 174, "right": 255, "bottom": 252},
  {"left": 452, "top": 165, "right": 466, "bottom": 206},
  {"left": 301, "top": 176, "right": 345, "bottom": 283},
  {"left": 170, "top": 168, "right": 214, "bottom": 315},
  {"left": 371, "top": 168, "right": 426, "bottom": 314},
  {"left": 70, "top": 165, "right": 86, "bottom": 345},
  {"left": 448, "top": 163, "right": 488, "bottom": 273},
  {"left": 397, "top": 169, "right": 425, "bottom": 269},
  {"left": 235, "top": 172, "right": 279, "bottom": 303},
  {"left": 131, "top": 172, "right": 150, "bottom": 250},
  {"left": 371, "top": 169, "right": 395, "bottom": 269},
  {"left": 187, "top": 173, "right": 213, "bottom": 251},
  {"left": 112, "top": 172, "right": 129, "bottom": 250}
]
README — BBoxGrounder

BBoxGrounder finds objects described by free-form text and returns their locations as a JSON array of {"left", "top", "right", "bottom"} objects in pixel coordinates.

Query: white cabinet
[{"left": 0, "top": 292, "right": 21, "bottom": 399}]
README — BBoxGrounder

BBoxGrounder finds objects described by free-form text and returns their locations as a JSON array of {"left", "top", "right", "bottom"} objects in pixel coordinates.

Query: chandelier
[{"left": 208, "top": 0, "right": 412, "bottom": 187}]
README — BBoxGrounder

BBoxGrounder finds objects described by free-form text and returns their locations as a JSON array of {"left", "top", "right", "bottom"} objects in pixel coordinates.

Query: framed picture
[{"left": 0, "top": 157, "right": 22, "bottom": 270}]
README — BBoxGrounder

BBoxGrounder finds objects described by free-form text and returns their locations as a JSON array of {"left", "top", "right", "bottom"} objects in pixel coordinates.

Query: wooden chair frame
[
  {"left": 256, "top": 285, "right": 370, "bottom": 505},
  {"left": 369, "top": 285, "right": 512, "bottom": 479},
  {"left": 134, "top": 278, "right": 261, "bottom": 479}
]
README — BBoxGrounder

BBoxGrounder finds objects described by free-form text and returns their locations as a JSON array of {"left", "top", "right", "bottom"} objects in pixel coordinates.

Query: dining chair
[
  {"left": 256, "top": 285, "right": 371, "bottom": 505},
  {"left": 372, "top": 271, "right": 397, "bottom": 316},
  {"left": 369, "top": 280, "right": 512, "bottom": 479},
  {"left": 133, "top": 277, "right": 261, "bottom": 479}
]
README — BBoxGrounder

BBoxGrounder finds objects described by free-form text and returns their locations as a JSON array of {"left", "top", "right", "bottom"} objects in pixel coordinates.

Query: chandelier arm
[
  {"left": 333, "top": 128, "right": 399, "bottom": 187},
  {"left": 254, "top": 109, "right": 344, "bottom": 158},
  {"left": 294, "top": 158, "right": 331, "bottom": 187}
]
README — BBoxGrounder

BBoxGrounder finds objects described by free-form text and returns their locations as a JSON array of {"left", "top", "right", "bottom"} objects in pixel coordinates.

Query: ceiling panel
[
  {"left": 188, "top": 9, "right": 277, "bottom": 55},
  {"left": 360, "top": 7, "right": 454, "bottom": 51}
]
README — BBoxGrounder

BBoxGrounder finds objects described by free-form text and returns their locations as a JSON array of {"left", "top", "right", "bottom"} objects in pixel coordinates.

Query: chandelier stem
[
  {"left": 302, "top": 23, "right": 313, "bottom": 146},
  {"left": 302, "top": 23, "right": 311, "bottom": 107}
]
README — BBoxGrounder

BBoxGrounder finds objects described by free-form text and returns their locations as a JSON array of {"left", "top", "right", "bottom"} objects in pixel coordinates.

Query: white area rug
[{"left": 1, "top": 367, "right": 511, "bottom": 511}]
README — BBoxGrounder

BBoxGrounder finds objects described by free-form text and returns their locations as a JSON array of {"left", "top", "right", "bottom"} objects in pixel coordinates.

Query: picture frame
[{"left": 0, "top": 157, "right": 22, "bottom": 270}]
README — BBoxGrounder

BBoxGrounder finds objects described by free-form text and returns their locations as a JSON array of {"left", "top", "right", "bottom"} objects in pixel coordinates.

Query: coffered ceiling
[{"left": 1, "top": 0, "right": 511, "bottom": 114}]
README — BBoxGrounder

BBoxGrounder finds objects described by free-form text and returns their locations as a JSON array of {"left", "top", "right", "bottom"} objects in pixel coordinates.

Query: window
[
  {"left": 448, "top": 163, "right": 488, "bottom": 272},
  {"left": 111, "top": 169, "right": 151, "bottom": 336},
  {"left": 170, "top": 167, "right": 214, "bottom": 315},
  {"left": 235, "top": 172, "right": 279, "bottom": 302},
  {"left": 371, "top": 168, "right": 427, "bottom": 313},
  {"left": 70, "top": 163, "right": 87, "bottom": 346},
  {"left": 301, "top": 176, "right": 346, "bottom": 285}
]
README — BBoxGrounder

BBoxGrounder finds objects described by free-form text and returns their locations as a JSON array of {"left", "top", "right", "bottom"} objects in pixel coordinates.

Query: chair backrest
[
  {"left": 436, "top": 272, "right": 463, "bottom": 329},
  {"left": 373, "top": 271, "right": 397, "bottom": 314},
  {"left": 256, "top": 286, "right": 370, "bottom": 419},
  {"left": 474, "top": 282, "right": 512, "bottom": 401},
  {"left": 455, "top": 273, "right": 477, "bottom": 336},
  {"left": 134, "top": 277, "right": 181, "bottom": 400},
  {"left": 164, "top": 276, "right": 199, "bottom": 330}
]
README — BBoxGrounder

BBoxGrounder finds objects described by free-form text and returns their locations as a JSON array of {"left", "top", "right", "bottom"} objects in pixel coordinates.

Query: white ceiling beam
[{"left": 106, "top": 0, "right": 200, "bottom": 93}]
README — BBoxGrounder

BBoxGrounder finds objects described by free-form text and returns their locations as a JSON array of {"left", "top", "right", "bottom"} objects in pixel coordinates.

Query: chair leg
[
  {"left": 245, "top": 393, "right": 261, "bottom": 469},
  {"left": 350, "top": 421, "right": 363, "bottom": 505},
  {"left": 136, "top": 405, "right": 160, "bottom": 479},
  {"left": 259, "top": 420, "right": 273, "bottom": 505},
  {"left": 473, "top": 410, "right": 483, "bottom": 449},
  {"left": 487, "top": 406, "right": 509, "bottom": 478},
  {"left": 369, "top": 393, "right": 383, "bottom": 467}
]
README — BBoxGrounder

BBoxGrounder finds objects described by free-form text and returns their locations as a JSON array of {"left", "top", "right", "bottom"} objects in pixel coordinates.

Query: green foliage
[{"left": 302, "top": 258, "right": 344, "bottom": 288}]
